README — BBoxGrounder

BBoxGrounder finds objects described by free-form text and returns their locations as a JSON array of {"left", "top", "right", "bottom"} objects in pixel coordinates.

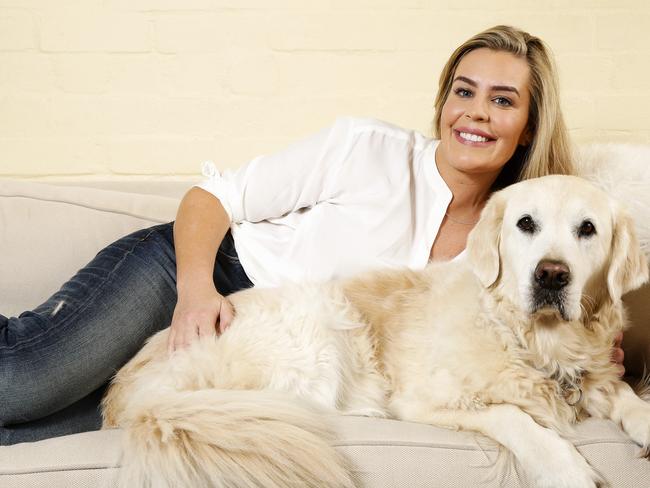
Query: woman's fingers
[
  {"left": 167, "top": 328, "right": 176, "bottom": 354},
  {"left": 613, "top": 331, "right": 623, "bottom": 348},
  {"left": 167, "top": 291, "right": 226, "bottom": 354},
  {"left": 611, "top": 331, "right": 625, "bottom": 377},
  {"left": 217, "top": 298, "right": 235, "bottom": 334},
  {"left": 611, "top": 346, "right": 625, "bottom": 365},
  {"left": 197, "top": 315, "right": 218, "bottom": 339}
]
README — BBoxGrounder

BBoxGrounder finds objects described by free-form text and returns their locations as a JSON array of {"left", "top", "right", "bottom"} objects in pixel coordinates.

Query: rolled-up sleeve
[
  {"left": 193, "top": 117, "right": 354, "bottom": 224},
  {"left": 195, "top": 161, "right": 238, "bottom": 222}
]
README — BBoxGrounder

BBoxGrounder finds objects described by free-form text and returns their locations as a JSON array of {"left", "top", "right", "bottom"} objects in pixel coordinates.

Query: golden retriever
[{"left": 102, "top": 175, "right": 649, "bottom": 488}]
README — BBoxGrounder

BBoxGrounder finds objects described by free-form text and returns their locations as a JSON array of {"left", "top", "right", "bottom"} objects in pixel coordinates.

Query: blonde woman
[{"left": 0, "top": 25, "right": 624, "bottom": 445}]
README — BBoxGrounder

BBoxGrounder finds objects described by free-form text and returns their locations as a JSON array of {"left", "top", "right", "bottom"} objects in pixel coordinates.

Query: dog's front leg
[
  {"left": 417, "top": 404, "right": 602, "bottom": 488},
  {"left": 584, "top": 380, "right": 650, "bottom": 456}
]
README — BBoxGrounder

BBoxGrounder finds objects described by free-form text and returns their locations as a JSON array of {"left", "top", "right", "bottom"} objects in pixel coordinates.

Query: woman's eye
[
  {"left": 578, "top": 220, "right": 596, "bottom": 238},
  {"left": 516, "top": 215, "right": 537, "bottom": 234},
  {"left": 454, "top": 88, "right": 472, "bottom": 98},
  {"left": 493, "top": 96, "right": 512, "bottom": 107}
]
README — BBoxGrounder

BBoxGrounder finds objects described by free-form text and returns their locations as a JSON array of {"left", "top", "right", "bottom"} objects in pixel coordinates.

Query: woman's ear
[
  {"left": 607, "top": 203, "right": 649, "bottom": 302},
  {"left": 467, "top": 192, "right": 506, "bottom": 288}
]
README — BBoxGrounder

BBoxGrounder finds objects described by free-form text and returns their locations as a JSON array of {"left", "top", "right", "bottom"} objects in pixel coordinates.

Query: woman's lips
[{"left": 453, "top": 129, "right": 496, "bottom": 147}]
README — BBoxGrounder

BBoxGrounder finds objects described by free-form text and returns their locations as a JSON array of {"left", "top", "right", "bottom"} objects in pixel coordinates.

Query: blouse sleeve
[{"left": 194, "top": 117, "right": 354, "bottom": 224}]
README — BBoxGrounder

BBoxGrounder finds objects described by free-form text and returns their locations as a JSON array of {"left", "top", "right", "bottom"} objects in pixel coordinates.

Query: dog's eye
[
  {"left": 516, "top": 215, "right": 536, "bottom": 234},
  {"left": 578, "top": 220, "right": 596, "bottom": 238}
]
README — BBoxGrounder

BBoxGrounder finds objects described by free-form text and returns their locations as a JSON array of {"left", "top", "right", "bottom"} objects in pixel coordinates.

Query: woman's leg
[
  {"left": 0, "top": 385, "right": 108, "bottom": 445},
  {"left": 0, "top": 222, "right": 252, "bottom": 445},
  {"left": 0, "top": 223, "right": 178, "bottom": 444}
]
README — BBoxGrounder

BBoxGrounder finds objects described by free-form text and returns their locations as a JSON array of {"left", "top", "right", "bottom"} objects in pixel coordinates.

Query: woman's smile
[{"left": 453, "top": 127, "right": 497, "bottom": 146}]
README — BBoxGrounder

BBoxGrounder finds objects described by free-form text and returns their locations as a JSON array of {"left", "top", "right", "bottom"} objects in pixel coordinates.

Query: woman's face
[{"left": 437, "top": 48, "right": 532, "bottom": 179}]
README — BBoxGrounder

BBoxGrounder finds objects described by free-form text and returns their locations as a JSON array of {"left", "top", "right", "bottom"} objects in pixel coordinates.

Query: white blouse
[{"left": 196, "top": 117, "right": 456, "bottom": 288}]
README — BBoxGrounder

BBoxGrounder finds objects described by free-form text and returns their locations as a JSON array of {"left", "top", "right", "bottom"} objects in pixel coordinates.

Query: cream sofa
[{"left": 1, "top": 149, "right": 650, "bottom": 487}]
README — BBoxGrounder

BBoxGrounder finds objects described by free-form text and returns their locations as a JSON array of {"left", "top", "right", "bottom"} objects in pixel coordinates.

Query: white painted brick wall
[{"left": 0, "top": 1, "right": 649, "bottom": 178}]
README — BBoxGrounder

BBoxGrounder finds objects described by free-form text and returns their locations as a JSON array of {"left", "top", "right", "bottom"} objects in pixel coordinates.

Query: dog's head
[{"left": 467, "top": 175, "right": 648, "bottom": 322}]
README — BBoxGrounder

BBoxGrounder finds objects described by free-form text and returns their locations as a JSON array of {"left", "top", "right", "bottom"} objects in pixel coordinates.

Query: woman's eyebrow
[{"left": 453, "top": 76, "right": 520, "bottom": 96}]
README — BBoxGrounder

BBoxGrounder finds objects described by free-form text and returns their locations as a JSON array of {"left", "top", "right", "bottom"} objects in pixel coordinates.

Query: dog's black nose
[{"left": 534, "top": 260, "right": 570, "bottom": 290}]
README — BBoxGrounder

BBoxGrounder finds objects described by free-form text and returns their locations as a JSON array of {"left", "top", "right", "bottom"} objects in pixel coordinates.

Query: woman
[{"left": 0, "top": 25, "right": 624, "bottom": 445}]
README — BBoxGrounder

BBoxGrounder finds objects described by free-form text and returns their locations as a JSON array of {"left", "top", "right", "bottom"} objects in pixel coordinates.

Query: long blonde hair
[{"left": 433, "top": 25, "right": 574, "bottom": 188}]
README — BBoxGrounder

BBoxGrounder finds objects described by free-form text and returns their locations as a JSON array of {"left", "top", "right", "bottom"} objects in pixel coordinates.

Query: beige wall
[{"left": 1, "top": 0, "right": 649, "bottom": 179}]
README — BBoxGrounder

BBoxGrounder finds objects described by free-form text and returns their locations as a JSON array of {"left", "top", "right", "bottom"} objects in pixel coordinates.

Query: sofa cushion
[{"left": 0, "top": 416, "right": 648, "bottom": 488}]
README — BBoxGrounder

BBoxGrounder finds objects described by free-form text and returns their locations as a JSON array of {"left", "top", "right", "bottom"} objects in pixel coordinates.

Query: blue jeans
[{"left": 0, "top": 222, "right": 252, "bottom": 445}]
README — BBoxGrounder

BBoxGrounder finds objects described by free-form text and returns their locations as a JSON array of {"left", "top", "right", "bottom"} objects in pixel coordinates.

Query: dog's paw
[
  {"left": 621, "top": 402, "right": 650, "bottom": 455},
  {"left": 526, "top": 442, "right": 603, "bottom": 488}
]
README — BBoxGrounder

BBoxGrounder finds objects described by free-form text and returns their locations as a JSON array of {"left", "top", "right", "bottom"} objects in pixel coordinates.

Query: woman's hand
[
  {"left": 167, "top": 286, "right": 234, "bottom": 354},
  {"left": 612, "top": 331, "right": 625, "bottom": 377}
]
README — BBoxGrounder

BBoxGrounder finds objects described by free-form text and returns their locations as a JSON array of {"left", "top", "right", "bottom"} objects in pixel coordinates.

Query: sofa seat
[{"left": 1, "top": 416, "right": 649, "bottom": 488}]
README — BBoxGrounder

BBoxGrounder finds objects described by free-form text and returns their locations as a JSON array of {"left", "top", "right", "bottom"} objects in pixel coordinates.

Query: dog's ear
[
  {"left": 607, "top": 204, "right": 649, "bottom": 302},
  {"left": 467, "top": 192, "right": 505, "bottom": 288}
]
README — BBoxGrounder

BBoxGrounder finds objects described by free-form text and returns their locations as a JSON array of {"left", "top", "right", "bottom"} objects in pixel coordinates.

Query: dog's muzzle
[{"left": 531, "top": 260, "right": 571, "bottom": 320}]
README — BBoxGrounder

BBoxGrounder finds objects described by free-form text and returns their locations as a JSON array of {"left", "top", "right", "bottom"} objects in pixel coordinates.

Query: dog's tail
[{"left": 117, "top": 388, "right": 356, "bottom": 488}]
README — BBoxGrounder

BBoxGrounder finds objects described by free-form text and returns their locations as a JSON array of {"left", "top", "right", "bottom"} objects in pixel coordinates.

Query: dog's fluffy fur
[{"left": 103, "top": 175, "right": 650, "bottom": 488}]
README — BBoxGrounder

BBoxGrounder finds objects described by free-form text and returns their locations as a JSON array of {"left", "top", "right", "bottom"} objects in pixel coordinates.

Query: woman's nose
[{"left": 465, "top": 98, "right": 489, "bottom": 122}]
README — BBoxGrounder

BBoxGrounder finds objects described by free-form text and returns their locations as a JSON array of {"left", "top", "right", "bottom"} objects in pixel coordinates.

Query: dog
[{"left": 102, "top": 174, "right": 650, "bottom": 488}]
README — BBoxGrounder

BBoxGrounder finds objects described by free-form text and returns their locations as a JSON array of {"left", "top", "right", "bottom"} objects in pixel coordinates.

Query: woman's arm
[{"left": 169, "top": 187, "right": 234, "bottom": 353}]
